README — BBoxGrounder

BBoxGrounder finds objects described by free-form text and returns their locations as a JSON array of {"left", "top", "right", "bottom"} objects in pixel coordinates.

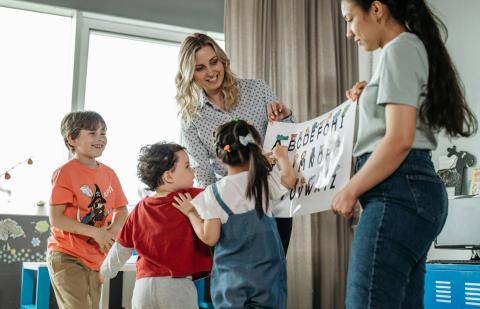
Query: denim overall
[{"left": 210, "top": 183, "right": 287, "bottom": 309}]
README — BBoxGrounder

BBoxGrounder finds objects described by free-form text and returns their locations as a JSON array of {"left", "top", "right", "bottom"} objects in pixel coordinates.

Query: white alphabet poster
[{"left": 264, "top": 101, "right": 357, "bottom": 217}]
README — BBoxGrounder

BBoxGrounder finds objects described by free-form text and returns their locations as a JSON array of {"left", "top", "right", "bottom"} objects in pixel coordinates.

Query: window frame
[
  {"left": 0, "top": 0, "right": 224, "bottom": 212},
  {"left": 71, "top": 12, "right": 225, "bottom": 111},
  {"left": 1, "top": 0, "right": 224, "bottom": 112}
]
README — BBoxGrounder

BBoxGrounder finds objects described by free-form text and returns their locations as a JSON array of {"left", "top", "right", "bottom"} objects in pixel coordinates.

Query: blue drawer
[{"left": 425, "top": 264, "right": 480, "bottom": 308}]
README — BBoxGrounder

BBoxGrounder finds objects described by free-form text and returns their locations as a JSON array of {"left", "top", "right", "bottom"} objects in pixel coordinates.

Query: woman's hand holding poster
[{"left": 264, "top": 101, "right": 356, "bottom": 217}]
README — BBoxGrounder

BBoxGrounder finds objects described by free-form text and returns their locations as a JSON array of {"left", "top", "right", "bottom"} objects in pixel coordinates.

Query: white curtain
[{"left": 225, "top": 0, "right": 359, "bottom": 308}]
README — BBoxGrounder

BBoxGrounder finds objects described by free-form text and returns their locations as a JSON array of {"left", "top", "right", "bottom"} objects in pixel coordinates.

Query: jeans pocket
[{"left": 406, "top": 174, "right": 447, "bottom": 223}]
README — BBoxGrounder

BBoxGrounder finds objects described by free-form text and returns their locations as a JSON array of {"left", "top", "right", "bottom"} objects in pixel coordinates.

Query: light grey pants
[{"left": 132, "top": 277, "right": 198, "bottom": 309}]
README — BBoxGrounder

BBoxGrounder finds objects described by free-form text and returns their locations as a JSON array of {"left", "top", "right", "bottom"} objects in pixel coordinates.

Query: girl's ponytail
[
  {"left": 215, "top": 120, "right": 272, "bottom": 218},
  {"left": 401, "top": 0, "right": 477, "bottom": 137},
  {"left": 246, "top": 141, "right": 271, "bottom": 218}
]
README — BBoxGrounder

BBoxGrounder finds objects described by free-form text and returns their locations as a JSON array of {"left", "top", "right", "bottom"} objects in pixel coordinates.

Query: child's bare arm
[
  {"left": 107, "top": 206, "right": 128, "bottom": 237},
  {"left": 49, "top": 204, "right": 98, "bottom": 237},
  {"left": 49, "top": 205, "right": 116, "bottom": 253},
  {"left": 272, "top": 145, "right": 297, "bottom": 189},
  {"left": 187, "top": 211, "right": 221, "bottom": 246},
  {"left": 173, "top": 193, "right": 221, "bottom": 246}
]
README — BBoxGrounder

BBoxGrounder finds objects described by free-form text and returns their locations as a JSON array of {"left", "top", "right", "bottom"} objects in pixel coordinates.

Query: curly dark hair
[{"left": 137, "top": 142, "right": 186, "bottom": 191}]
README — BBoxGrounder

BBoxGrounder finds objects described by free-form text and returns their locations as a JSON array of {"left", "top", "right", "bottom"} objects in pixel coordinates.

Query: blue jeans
[{"left": 346, "top": 150, "right": 448, "bottom": 309}]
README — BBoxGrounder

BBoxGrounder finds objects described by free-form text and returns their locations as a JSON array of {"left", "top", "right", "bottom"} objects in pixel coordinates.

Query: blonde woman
[{"left": 175, "top": 32, "right": 294, "bottom": 254}]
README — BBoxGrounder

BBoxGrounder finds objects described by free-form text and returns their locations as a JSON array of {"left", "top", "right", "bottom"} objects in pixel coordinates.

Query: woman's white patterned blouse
[{"left": 180, "top": 79, "right": 294, "bottom": 188}]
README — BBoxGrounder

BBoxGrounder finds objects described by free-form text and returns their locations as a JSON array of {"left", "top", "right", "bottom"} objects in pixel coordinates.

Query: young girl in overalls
[{"left": 173, "top": 119, "right": 297, "bottom": 309}]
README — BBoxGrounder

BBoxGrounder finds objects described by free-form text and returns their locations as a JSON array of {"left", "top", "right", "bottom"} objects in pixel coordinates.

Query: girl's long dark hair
[
  {"left": 354, "top": 0, "right": 477, "bottom": 137},
  {"left": 215, "top": 120, "right": 272, "bottom": 218}
]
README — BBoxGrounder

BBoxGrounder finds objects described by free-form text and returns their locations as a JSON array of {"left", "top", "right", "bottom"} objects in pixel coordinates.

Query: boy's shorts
[{"left": 47, "top": 251, "right": 101, "bottom": 309}]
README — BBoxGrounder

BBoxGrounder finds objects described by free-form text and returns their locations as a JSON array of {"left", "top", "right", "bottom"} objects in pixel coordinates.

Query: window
[
  {"left": 84, "top": 31, "right": 182, "bottom": 203},
  {"left": 0, "top": 2, "right": 224, "bottom": 211},
  {"left": 0, "top": 6, "right": 73, "bottom": 209}
]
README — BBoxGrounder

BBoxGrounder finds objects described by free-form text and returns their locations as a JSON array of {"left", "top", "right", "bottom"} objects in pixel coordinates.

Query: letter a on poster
[{"left": 263, "top": 101, "right": 357, "bottom": 217}]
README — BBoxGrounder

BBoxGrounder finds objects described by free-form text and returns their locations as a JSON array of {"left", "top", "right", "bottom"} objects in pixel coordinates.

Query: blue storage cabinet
[
  {"left": 20, "top": 262, "right": 51, "bottom": 309},
  {"left": 194, "top": 278, "right": 214, "bottom": 309},
  {"left": 425, "top": 263, "right": 480, "bottom": 308}
]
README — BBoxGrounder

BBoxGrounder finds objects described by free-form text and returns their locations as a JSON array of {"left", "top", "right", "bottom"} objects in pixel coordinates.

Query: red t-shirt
[
  {"left": 48, "top": 159, "right": 128, "bottom": 270},
  {"left": 118, "top": 188, "right": 212, "bottom": 280}
]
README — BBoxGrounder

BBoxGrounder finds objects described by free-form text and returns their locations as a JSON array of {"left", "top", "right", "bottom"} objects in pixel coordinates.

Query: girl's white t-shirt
[{"left": 192, "top": 167, "right": 288, "bottom": 224}]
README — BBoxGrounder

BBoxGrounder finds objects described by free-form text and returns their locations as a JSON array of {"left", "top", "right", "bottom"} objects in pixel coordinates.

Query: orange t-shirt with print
[{"left": 48, "top": 159, "right": 128, "bottom": 271}]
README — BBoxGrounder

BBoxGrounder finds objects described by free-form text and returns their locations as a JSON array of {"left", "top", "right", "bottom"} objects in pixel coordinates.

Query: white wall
[
  {"left": 428, "top": 0, "right": 480, "bottom": 172},
  {"left": 427, "top": 0, "right": 480, "bottom": 260}
]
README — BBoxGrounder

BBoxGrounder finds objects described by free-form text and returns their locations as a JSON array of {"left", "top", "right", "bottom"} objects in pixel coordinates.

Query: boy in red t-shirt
[
  {"left": 100, "top": 142, "right": 212, "bottom": 309},
  {"left": 47, "top": 111, "right": 128, "bottom": 309}
]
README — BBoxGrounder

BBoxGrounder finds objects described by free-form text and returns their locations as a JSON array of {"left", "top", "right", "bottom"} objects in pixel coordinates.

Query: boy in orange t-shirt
[{"left": 47, "top": 111, "right": 128, "bottom": 309}]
